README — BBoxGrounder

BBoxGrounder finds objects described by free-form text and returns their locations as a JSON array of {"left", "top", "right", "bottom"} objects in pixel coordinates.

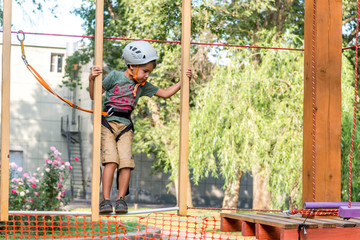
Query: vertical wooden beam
[
  {"left": 178, "top": 0, "right": 191, "bottom": 216},
  {"left": 91, "top": 0, "right": 104, "bottom": 221},
  {"left": 303, "top": 0, "right": 342, "bottom": 203},
  {"left": 0, "top": 0, "right": 12, "bottom": 221}
]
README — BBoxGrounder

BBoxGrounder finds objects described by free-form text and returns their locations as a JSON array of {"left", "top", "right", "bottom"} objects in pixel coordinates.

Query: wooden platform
[{"left": 220, "top": 212, "right": 360, "bottom": 240}]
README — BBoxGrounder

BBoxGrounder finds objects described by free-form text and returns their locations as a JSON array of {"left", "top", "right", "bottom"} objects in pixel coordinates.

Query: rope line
[
  {"left": 311, "top": 0, "right": 317, "bottom": 202},
  {"left": 348, "top": 0, "right": 360, "bottom": 209},
  {"left": 4, "top": 30, "right": 304, "bottom": 51},
  {"left": 7, "top": 27, "right": 360, "bottom": 52},
  {"left": 5, "top": 30, "right": 360, "bottom": 51},
  {"left": 343, "top": 45, "right": 360, "bottom": 50},
  {"left": 291, "top": 208, "right": 339, "bottom": 216}
]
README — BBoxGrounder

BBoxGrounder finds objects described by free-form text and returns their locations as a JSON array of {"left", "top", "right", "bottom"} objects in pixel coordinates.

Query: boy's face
[{"left": 130, "top": 62, "right": 155, "bottom": 83}]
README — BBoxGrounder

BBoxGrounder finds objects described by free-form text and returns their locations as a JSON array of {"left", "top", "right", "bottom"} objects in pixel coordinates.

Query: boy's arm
[
  {"left": 89, "top": 66, "right": 105, "bottom": 100},
  {"left": 155, "top": 82, "right": 181, "bottom": 99},
  {"left": 154, "top": 68, "right": 192, "bottom": 99}
]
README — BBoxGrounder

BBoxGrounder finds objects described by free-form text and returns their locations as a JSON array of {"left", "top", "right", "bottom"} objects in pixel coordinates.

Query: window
[
  {"left": 50, "top": 53, "right": 64, "bottom": 73},
  {"left": 9, "top": 150, "right": 23, "bottom": 178}
]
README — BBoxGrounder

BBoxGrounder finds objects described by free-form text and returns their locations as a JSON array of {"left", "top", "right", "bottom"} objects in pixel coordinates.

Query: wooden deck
[{"left": 220, "top": 212, "right": 360, "bottom": 240}]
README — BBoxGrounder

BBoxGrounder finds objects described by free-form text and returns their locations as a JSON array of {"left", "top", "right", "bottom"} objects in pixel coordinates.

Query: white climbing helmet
[{"left": 122, "top": 41, "right": 158, "bottom": 66}]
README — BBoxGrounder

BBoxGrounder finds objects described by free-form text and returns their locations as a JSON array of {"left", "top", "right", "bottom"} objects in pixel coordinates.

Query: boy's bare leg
[
  {"left": 102, "top": 163, "right": 117, "bottom": 200},
  {"left": 116, "top": 168, "right": 131, "bottom": 200}
]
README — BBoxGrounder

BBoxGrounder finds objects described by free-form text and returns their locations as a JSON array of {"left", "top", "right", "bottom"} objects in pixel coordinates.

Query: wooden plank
[
  {"left": 91, "top": 0, "right": 104, "bottom": 222},
  {"left": 221, "top": 213, "right": 360, "bottom": 239},
  {"left": 260, "top": 212, "right": 358, "bottom": 228},
  {"left": 252, "top": 214, "right": 319, "bottom": 229},
  {"left": 178, "top": 0, "right": 191, "bottom": 216},
  {"left": 221, "top": 213, "right": 317, "bottom": 229},
  {"left": 0, "top": 0, "right": 12, "bottom": 222},
  {"left": 301, "top": 217, "right": 356, "bottom": 227},
  {"left": 303, "top": 0, "right": 342, "bottom": 203},
  {"left": 341, "top": 218, "right": 360, "bottom": 227},
  {"left": 265, "top": 214, "right": 336, "bottom": 228},
  {"left": 258, "top": 213, "right": 337, "bottom": 228}
]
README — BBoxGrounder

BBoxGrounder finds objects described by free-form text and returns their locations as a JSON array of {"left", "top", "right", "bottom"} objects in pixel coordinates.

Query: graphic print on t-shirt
[{"left": 109, "top": 84, "right": 137, "bottom": 111}]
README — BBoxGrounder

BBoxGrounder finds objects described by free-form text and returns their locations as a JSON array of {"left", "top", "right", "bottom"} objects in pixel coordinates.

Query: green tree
[
  {"left": 340, "top": 53, "right": 360, "bottom": 202},
  {"left": 189, "top": 34, "right": 304, "bottom": 209},
  {"left": 201, "top": 0, "right": 304, "bottom": 65},
  {"left": 62, "top": 50, "right": 90, "bottom": 91},
  {"left": 341, "top": 0, "right": 360, "bottom": 203}
]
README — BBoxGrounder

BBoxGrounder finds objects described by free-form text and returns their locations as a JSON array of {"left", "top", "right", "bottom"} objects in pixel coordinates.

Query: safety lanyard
[{"left": 17, "top": 30, "right": 108, "bottom": 116}]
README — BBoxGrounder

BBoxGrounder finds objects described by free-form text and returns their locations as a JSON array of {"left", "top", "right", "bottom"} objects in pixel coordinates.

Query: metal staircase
[{"left": 61, "top": 115, "right": 86, "bottom": 199}]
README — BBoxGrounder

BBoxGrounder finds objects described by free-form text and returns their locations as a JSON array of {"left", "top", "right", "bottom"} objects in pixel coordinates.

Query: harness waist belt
[{"left": 104, "top": 106, "right": 132, "bottom": 119}]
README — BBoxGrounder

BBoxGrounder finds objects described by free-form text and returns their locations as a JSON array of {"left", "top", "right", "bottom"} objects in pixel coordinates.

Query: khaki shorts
[{"left": 101, "top": 121, "right": 135, "bottom": 170}]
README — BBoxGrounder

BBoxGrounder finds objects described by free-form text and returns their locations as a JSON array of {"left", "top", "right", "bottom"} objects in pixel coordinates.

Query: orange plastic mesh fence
[{"left": 0, "top": 213, "right": 245, "bottom": 239}]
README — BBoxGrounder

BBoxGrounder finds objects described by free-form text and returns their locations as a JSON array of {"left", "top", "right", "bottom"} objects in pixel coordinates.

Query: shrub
[{"left": 9, "top": 147, "right": 77, "bottom": 211}]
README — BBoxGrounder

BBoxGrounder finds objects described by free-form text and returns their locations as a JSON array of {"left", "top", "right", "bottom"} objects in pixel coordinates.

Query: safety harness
[
  {"left": 101, "top": 106, "right": 134, "bottom": 142},
  {"left": 102, "top": 106, "right": 134, "bottom": 196}
]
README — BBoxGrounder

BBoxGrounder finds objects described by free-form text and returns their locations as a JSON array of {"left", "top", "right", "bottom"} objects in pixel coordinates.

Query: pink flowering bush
[{"left": 9, "top": 147, "right": 76, "bottom": 211}]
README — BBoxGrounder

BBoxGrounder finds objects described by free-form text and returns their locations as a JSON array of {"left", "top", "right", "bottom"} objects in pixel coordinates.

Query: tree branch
[{"left": 104, "top": 0, "right": 116, "bottom": 19}]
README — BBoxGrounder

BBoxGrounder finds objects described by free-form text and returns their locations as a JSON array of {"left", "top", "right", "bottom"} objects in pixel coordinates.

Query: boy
[{"left": 89, "top": 41, "right": 192, "bottom": 214}]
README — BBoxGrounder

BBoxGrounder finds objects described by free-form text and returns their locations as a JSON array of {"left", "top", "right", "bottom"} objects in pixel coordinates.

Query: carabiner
[
  {"left": 107, "top": 107, "right": 114, "bottom": 117},
  {"left": 17, "top": 30, "right": 25, "bottom": 42},
  {"left": 16, "top": 30, "right": 28, "bottom": 65}
]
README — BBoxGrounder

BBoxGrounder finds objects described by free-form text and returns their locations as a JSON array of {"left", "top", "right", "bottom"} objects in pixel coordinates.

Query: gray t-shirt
[{"left": 102, "top": 70, "right": 159, "bottom": 125}]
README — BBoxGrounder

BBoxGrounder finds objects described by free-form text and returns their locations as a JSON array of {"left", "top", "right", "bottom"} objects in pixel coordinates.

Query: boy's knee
[{"left": 104, "top": 162, "right": 118, "bottom": 170}]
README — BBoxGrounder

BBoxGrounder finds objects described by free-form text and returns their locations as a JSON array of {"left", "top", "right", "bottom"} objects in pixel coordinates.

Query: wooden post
[
  {"left": 303, "top": 0, "right": 342, "bottom": 203},
  {"left": 0, "top": 0, "right": 12, "bottom": 221},
  {"left": 178, "top": 0, "right": 191, "bottom": 216},
  {"left": 91, "top": 0, "right": 104, "bottom": 221}
]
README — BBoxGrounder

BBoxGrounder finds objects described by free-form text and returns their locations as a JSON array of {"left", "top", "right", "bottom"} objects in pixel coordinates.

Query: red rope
[
  {"left": 343, "top": 45, "right": 359, "bottom": 50},
  {"left": 5, "top": 30, "right": 304, "bottom": 51},
  {"left": 291, "top": 208, "right": 339, "bottom": 216},
  {"left": 348, "top": 0, "right": 360, "bottom": 209},
  {"left": 311, "top": 0, "right": 317, "bottom": 202}
]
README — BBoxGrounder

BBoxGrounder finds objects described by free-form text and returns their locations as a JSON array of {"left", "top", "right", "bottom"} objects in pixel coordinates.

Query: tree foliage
[
  {"left": 189, "top": 34, "right": 304, "bottom": 208},
  {"left": 340, "top": 54, "right": 360, "bottom": 202},
  {"left": 341, "top": 0, "right": 360, "bottom": 204},
  {"left": 61, "top": 50, "right": 90, "bottom": 91}
]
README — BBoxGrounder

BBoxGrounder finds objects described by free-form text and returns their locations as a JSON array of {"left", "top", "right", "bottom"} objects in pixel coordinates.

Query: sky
[{"left": 9, "top": 0, "right": 85, "bottom": 48}]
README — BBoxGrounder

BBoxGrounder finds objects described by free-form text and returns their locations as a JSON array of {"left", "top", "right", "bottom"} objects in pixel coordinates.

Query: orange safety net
[{"left": 0, "top": 213, "right": 245, "bottom": 239}]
